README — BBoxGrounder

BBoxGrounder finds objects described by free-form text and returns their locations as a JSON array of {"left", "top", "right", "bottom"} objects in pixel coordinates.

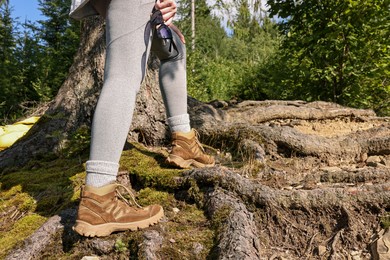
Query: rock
[
  {"left": 172, "top": 207, "right": 180, "bottom": 214},
  {"left": 320, "top": 166, "right": 342, "bottom": 172},
  {"left": 317, "top": 245, "right": 327, "bottom": 256},
  {"left": 192, "top": 242, "right": 204, "bottom": 256},
  {"left": 371, "top": 229, "right": 390, "bottom": 260},
  {"left": 380, "top": 156, "right": 390, "bottom": 166},
  {"left": 142, "top": 230, "right": 163, "bottom": 260},
  {"left": 169, "top": 238, "right": 176, "bottom": 243},
  {"left": 350, "top": 250, "right": 361, "bottom": 260},
  {"left": 89, "top": 238, "right": 115, "bottom": 254},
  {"left": 360, "top": 153, "right": 368, "bottom": 162},
  {"left": 367, "top": 156, "right": 382, "bottom": 167},
  {"left": 81, "top": 257, "right": 100, "bottom": 260},
  {"left": 367, "top": 156, "right": 382, "bottom": 163}
]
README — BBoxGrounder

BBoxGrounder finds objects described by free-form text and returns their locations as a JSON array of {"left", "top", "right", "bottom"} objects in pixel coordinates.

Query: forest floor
[{"left": 1, "top": 100, "right": 390, "bottom": 259}]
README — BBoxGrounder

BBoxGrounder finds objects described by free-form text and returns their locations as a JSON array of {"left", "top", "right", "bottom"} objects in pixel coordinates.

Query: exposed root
[
  {"left": 141, "top": 230, "right": 164, "bottom": 260},
  {"left": 204, "top": 188, "right": 261, "bottom": 259}
]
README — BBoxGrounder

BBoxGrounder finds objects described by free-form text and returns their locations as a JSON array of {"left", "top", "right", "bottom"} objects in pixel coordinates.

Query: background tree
[
  {"left": 34, "top": 0, "right": 80, "bottom": 100},
  {"left": 1, "top": 2, "right": 389, "bottom": 258},
  {"left": 265, "top": 0, "right": 390, "bottom": 115},
  {"left": 223, "top": 0, "right": 280, "bottom": 100},
  {"left": 177, "top": 0, "right": 280, "bottom": 101},
  {"left": 177, "top": 0, "right": 230, "bottom": 100},
  {"left": 0, "top": 0, "right": 80, "bottom": 124},
  {"left": 0, "top": 2, "right": 20, "bottom": 121}
]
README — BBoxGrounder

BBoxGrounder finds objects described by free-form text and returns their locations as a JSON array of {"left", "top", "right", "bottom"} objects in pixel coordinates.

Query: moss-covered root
[
  {"left": 205, "top": 188, "right": 261, "bottom": 259},
  {"left": 119, "top": 143, "right": 184, "bottom": 190}
]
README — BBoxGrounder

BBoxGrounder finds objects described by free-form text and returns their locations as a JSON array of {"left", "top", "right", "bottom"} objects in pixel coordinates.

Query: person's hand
[
  {"left": 155, "top": 0, "right": 177, "bottom": 27},
  {"left": 170, "top": 24, "right": 186, "bottom": 44}
]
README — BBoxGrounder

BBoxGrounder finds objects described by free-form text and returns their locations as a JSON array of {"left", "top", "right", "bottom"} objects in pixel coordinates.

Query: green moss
[
  {"left": 69, "top": 171, "right": 86, "bottom": 202},
  {"left": 210, "top": 205, "right": 232, "bottom": 232},
  {"left": 0, "top": 156, "right": 85, "bottom": 257},
  {"left": 187, "top": 179, "right": 204, "bottom": 208},
  {"left": 380, "top": 212, "right": 390, "bottom": 229},
  {"left": 0, "top": 186, "right": 37, "bottom": 219},
  {"left": 115, "top": 238, "right": 128, "bottom": 253},
  {"left": 120, "top": 143, "right": 183, "bottom": 190},
  {"left": 0, "top": 142, "right": 218, "bottom": 259},
  {"left": 61, "top": 125, "right": 91, "bottom": 158},
  {"left": 0, "top": 157, "right": 85, "bottom": 216},
  {"left": 137, "top": 188, "right": 173, "bottom": 208},
  {"left": 1, "top": 184, "right": 22, "bottom": 199},
  {"left": 160, "top": 204, "right": 214, "bottom": 259},
  {"left": 0, "top": 214, "right": 47, "bottom": 258}
]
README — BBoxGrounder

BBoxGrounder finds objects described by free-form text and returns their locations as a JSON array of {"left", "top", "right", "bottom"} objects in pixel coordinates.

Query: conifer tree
[
  {"left": 34, "top": 0, "right": 80, "bottom": 99},
  {"left": 0, "top": 2, "right": 20, "bottom": 121}
]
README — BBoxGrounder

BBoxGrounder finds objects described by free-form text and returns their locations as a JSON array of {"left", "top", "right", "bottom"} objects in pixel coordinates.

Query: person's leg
[
  {"left": 151, "top": 29, "right": 190, "bottom": 133},
  {"left": 151, "top": 28, "right": 215, "bottom": 168},
  {"left": 86, "top": 0, "right": 152, "bottom": 187},
  {"left": 74, "top": 0, "right": 163, "bottom": 237}
]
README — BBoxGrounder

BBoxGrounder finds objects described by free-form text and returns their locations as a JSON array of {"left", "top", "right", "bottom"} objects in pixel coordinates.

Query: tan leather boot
[
  {"left": 166, "top": 129, "right": 215, "bottom": 168},
  {"left": 73, "top": 183, "right": 164, "bottom": 237}
]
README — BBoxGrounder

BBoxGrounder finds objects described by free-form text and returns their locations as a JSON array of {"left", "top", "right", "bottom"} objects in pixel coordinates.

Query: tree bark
[
  {"left": 2, "top": 15, "right": 390, "bottom": 260},
  {"left": 0, "top": 17, "right": 167, "bottom": 171}
]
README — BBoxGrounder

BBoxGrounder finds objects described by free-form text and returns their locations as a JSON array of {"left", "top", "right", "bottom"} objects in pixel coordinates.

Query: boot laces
[
  {"left": 115, "top": 183, "right": 143, "bottom": 209},
  {"left": 193, "top": 129, "right": 206, "bottom": 153}
]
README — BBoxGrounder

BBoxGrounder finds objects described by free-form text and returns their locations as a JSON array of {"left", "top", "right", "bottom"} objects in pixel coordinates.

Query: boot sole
[
  {"left": 166, "top": 154, "right": 215, "bottom": 169},
  {"left": 73, "top": 207, "right": 164, "bottom": 237}
]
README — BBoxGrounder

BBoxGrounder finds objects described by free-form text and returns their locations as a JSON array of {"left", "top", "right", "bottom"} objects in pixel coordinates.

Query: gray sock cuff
[
  {"left": 167, "top": 114, "right": 191, "bottom": 132},
  {"left": 86, "top": 160, "right": 119, "bottom": 176}
]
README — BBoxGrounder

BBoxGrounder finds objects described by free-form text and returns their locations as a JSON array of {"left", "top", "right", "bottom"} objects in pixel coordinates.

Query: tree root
[
  {"left": 185, "top": 167, "right": 389, "bottom": 258},
  {"left": 186, "top": 168, "right": 390, "bottom": 209},
  {"left": 5, "top": 208, "right": 77, "bottom": 260},
  {"left": 204, "top": 188, "right": 261, "bottom": 259},
  {"left": 141, "top": 230, "right": 164, "bottom": 260}
]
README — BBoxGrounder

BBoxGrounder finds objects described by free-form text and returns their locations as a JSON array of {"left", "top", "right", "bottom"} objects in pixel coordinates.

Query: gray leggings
[{"left": 88, "top": 0, "right": 188, "bottom": 166}]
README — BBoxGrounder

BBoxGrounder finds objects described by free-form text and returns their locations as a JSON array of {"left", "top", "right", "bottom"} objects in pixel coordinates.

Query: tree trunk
[
  {"left": 2, "top": 16, "right": 390, "bottom": 260},
  {"left": 0, "top": 17, "right": 167, "bottom": 171}
]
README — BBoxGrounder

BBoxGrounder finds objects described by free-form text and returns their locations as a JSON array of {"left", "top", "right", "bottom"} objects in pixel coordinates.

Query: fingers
[
  {"left": 164, "top": 17, "right": 173, "bottom": 26},
  {"left": 155, "top": 0, "right": 177, "bottom": 25},
  {"left": 155, "top": 0, "right": 176, "bottom": 11},
  {"left": 170, "top": 24, "right": 186, "bottom": 44}
]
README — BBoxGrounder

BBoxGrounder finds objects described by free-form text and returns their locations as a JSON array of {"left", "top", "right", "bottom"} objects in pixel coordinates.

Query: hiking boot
[
  {"left": 166, "top": 129, "right": 215, "bottom": 168},
  {"left": 73, "top": 183, "right": 164, "bottom": 237}
]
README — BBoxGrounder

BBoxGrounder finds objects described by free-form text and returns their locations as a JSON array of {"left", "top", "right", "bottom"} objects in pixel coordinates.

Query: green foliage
[
  {"left": 0, "top": 4, "right": 20, "bottom": 121},
  {"left": 35, "top": 0, "right": 80, "bottom": 97},
  {"left": 265, "top": 0, "right": 390, "bottom": 115},
  {"left": 381, "top": 212, "right": 390, "bottom": 229},
  {"left": 0, "top": 0, "right": 80, "bottom": 123},
  {"left": 177, "top": 0, "right": 280, "bottom": 102},
  {"left": 114, "top": 238, "right": 128, "bottom": 253},
  {"left": 0, "top": 214, "right": 47, "bottom": 258},
  {"left": 61, "top": 125, "right": 91, "bottom": 158}
]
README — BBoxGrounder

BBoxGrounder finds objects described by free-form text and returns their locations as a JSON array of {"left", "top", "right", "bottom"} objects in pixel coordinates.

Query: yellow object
[
  {"left": 0, "top": 116, "right": 40, "bottom": 151},
  {"left": 13, "top": 116, "right": 40, "bottom": 125},
  {"left": 3, "top": 124, "right": 31, "bottom": 133}
]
